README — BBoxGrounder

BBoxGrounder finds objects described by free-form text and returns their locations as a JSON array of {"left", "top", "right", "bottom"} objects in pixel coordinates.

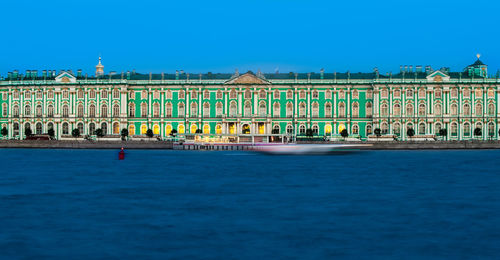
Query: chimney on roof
[{"left": 425, "top": 66, "right": 432, "bottom": 75}]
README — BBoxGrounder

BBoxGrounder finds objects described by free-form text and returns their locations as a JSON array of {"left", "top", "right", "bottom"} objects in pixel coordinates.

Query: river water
[{"left": 0, "top": 149, "right": 499, "bottom": 259}]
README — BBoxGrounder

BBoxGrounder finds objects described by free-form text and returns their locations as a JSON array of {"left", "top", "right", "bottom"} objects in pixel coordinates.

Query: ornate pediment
[
  {"left": 426, "top": 70, "right": 450, "bottom": 82},
  {"left": 55, "top": 71, "right": 76, "bottom": 83},
  {"left": 225, "top": 72, "right": 270, "bottom": 85}
]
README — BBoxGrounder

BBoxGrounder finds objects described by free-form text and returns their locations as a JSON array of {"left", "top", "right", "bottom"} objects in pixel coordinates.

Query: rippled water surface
[{"left": 0, "top": 149, "right": 499, "bottom": 259}]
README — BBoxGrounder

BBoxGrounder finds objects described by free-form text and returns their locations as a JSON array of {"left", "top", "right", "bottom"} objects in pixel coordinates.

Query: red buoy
[{"left": 118, "top": 147, "right": 125, "bottom": 160}]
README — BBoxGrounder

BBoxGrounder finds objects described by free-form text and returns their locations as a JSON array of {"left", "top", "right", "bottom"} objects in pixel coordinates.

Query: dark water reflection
[{"left": 0, "top": 149, "right": 499, "bottom": 259}]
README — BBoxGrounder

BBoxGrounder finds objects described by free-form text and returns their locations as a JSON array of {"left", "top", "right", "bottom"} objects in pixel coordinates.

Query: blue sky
[{"left": 1, "top": 0, "right": 498, "bottom": 75}]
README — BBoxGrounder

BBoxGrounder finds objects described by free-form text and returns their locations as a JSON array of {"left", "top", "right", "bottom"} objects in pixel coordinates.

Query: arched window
[
  {"left": 434, "top": 103, "right": 442, "bottom": 116},
  {"left": 488, "top": 103, "right": 495, "bottom": 115},
  {"left": 418, "top": 122, "right": 426, "bottom": 135},
  {"left": 77, "top": 104, "right": 84, "bottom": 117},
  {"left": 178, "top": 103, "right": 185, "bottom": 117},
  {"left": 287, "top": 125, "right": 294, "bottom": 134},
  {"left": 352, "top": 102, "right": 359, "bottom": 117},
  {"left": 152, "top": 103, "right": 160, "bottom": 118},
  {"left": 339, "top": 90, "right": 345, "bottom": 99},
  {"left": 113, "top": 89, "right": 120, "bottom": 99},
  {"left": 463, "top": 123, "right": 471, "bottom": 136},
  {"left": 285, "top": 102, "right": 293, "bottom": 118},
  {"left": 488, "top": 89, "right": 495, "bottom": 98},
  {"left": 338, "top": 102, "right": 346, "bottom": 117},
  {"left": 299, "top": 102, "right": 306, "bottom": 117},
  {"left": 165, "top": 103, "right": 172, "bottom": 117},
  {"left": 190, "top": 124, "right": 197, "bottom": 134},
  {"left": 366, "top": 102, "right": 372, "bottom": 117},
  {"left": 299, "top": 124, "right": 306, "bottom": 134},
  {"left": 451, "top": 88, "right": 458, "bottom": 98},
  {"left": 228, "top": 89, "right": 236, "bottom": 99},
  {"left": 312, "top": 90, "right": 318, "bottom": 99},
  {"left": 259, "top": 101, "right": 266, "bottom": 117},
  {"left": 101, "top": 104, "right": 108, "bottom": 117},
  {"left": 216, "top": 124, "right": 222, "bottom": 134},
  {"left": 141, "top": 90, "right": 148, "bottom": 99},
  {"left": 451, "top": 122, "right": 458, "bottom": 136},
  {"left": 463, "top": 88, "right": 470, "bottom": 98},
  {"left": 24, "top": 105, "right": 31, "bottom": 116},
  {"left": 141, "top": 103, "right": 148, "bottom": 117},
  {"left": 406, "top": 103, "right": 413, "bottom": 116},
  {"left": 325, "top": 102, "right": 332, "bottom": 118},
  {"left": 13, "top": 105, "right": 19, "bottom": 117},
  {"left": 153, "top": 90, "right": 160, "bottom": 99},
  {"left": 141, "top": 124, "right": 147, "bottom": 135},
  {"left": 475, "top": 88, "right": 482, "bottom": 97},
  {"left": 89, "top": 123, "right": 96, "bottom": 135},
  {"left": 434, "top": 88, "right": 442, "bottom": 99},
  {"left": 463, "top": 104, "right": 471, "bottom": 116},
  {"left": 13, "top": 90, "right": 19, "bottom": 99},
  {"left": 77, "top": 122, "right": 84, "bottom": 135},
  {"left": 272, "top": 124, "right": 280, "bottom": 134},
  {"left": 153, "top": 124, "right": 160, "bottom": 135},
  {"left": 287, "top": 90, "right": 293, "bottom": 99},
  {"left": 418, "top": 88, "right": 426, "bottom": 98},
  {"left": 129, "top": 103, "right": 135, "bottom": 117},
  {"left": 393, "top": 123, "right": 401, "bottom": 135},
  {"left": 203, "top": 124, "right": 210, "bottom": 134},
  {"left": 46, "top": 105, "right": 54, "bottom": 117},
  {"left": 164, "top": 90, "right": 171, "bottom": 99},
  {"left": 48, "top": 90, "right": 54, "bottom": 99},
  {"left": 299, "top": 90, "right": 306, "bottom": 99},
  {"left": 259, "top": 89, "right": 266, "bottom": 99},
  {"left": 203, "top": 90, "right": 210, "bottom": 99},
  {"left": 451, "top": 103, "right": 458, "bottom": 116},
  {"left": 352, "top": 124, "right": 359, "bottom": 134},
  {"left": 35, "top": 122, "right": 42, "bottom": 135},
  {"left": 381, "top": 103, "right": 388, "bottom": 116},
  {"left": 273, "top": 102, "right": 281, "bottom": 117},
  {"left": 165, "top": 124, "right": 172, "bottom": 136},
  {"left": 178, "top": 90, "right": 185, "bottom": 99},
  {"left": 244, "top": 89, "right": 252, "bottom": 99},
  {"left": 394, "top": 89, "right": 401, "bottom": 98},
  {"left": 129, "top": 124, "right": 135, "bottom": 136},
  {"left": 381, "top": 122, "right": 388, "bottom": 134},
  {"left": 62, "top": 122, "right": 69, "bottom": 135},
  {"left": 228, "top": 101, "right": 237, "bottom": 117},
  {"left": 325, "top": 124, "right": 332, "bottom": 135},
  {"left": 113, "top": 104, "right": 120, "bottom": 117},
  {"left": 312, "top": 125, "right": 319, "bottom": 134},
  {"left": 190, "top": 102, "right": 197, "bottom": 117},
  {"left": 366, "top": 124, "right": 372, "bottom": 135},
  {"left": 77, "top": 89, "right": 84, "bottom": 99},
  {"left": 381, "top": 88, "right": 388, "bottom": 98},
  {"left": 488, "top": 122, "right": 495, "bottom": 136},
  {"left": 35, "top": 105, "right": 42, "bottom": 117},
  {"left": 393, "top": 103, "right": 401, "bottom": 116},
  {"left": 36, "top": 89, "right": 43, "bottom": 99},
  {"left": 406, "top": 89, "right": 413, "bottom": 98},
  {"left": 62, "top": 105, "right": 69, "bottom": 117},
  {"left": 352, "top": 89, "right": 359, "bottom": 99},
  {"left": 203, "top": 102, "right": 210, "bottom": 117},
  {"left": 418, "top": 104, "right": 426, "bottom": 116},
  {"left": 89, "top": 89, "right": 96, "bottom": 99},
  {"left": 101, "top": 122, "right": 107, "bottom": 135},
  {"left": 274, "top": 90, "right": 280, "bottom": 99},
  {"left": 102, "top": 89, "right": 109, "bottom": 99},
  {"left": 311, "top": 102, "right": 319, "bottom": 117},
  {"left": 89, "top": 104, "right": 96, "bottom": 117},
  {"left": 475, "top": 103, "right": 482, "bottom": 116},
  {"left": 216, "top": 102, "right": 223, "bottom": 117},
  {"left": 325, "top": 89, "right": 332, "bottom": 99},
  {"left": 113, "top": 122, "right": 120, "bottom": 134},
  {"left": 216, "top": 90, "right": 223, "bottom": 99}
]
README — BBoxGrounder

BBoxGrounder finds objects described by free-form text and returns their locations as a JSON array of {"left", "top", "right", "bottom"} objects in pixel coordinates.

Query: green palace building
[{"left": 0, "top": 56, "right": 499, "bottom": 142}]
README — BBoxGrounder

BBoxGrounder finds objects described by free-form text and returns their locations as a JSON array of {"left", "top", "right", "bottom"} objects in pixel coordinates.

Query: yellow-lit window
[
  {"left": 165, "top": 125, "right": 172, "bottom": 135},
  {"left": 216, "top": 124, "right": 222, "bottom": 134},
  {"left": 153, "top": 125, "right": 160, "bottom": 135},
  {"left": 190, "top": 124, "right": 197, "bottom": 134},
  {"left": 129, "top": 125, "right": 135, "bottom": 136},
  {"left": 178, "top": 124, "right": 185, "bottom": 134},
  {"left": 203, "top": 124, "right": 210, "bottom": 134},
  {"left": 141, "top": 124, "right": 147, "bottom": 134}
]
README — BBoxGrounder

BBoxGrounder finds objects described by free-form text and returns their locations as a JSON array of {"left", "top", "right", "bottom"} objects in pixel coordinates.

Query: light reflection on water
[{"left": 0, "top": 149, "right": 499, "bottom": 259}]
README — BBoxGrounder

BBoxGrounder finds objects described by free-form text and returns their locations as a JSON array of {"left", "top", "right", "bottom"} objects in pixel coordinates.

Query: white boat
[{"left": 253, "top": 144, "right": 372, "bottom": 155}]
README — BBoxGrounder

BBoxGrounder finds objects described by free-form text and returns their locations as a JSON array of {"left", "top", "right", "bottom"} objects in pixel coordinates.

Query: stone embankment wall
[
  {"left": 0, "top": 140, "right": 173, "bottom": 149},
  {"left": 0, "top": 140, "right": 500, "bottom": 150}
]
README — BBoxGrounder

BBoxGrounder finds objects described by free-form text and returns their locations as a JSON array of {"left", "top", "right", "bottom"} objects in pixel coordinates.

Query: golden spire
[{"left": 477, "top": 53, "right": 481, "bottom": 59}]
